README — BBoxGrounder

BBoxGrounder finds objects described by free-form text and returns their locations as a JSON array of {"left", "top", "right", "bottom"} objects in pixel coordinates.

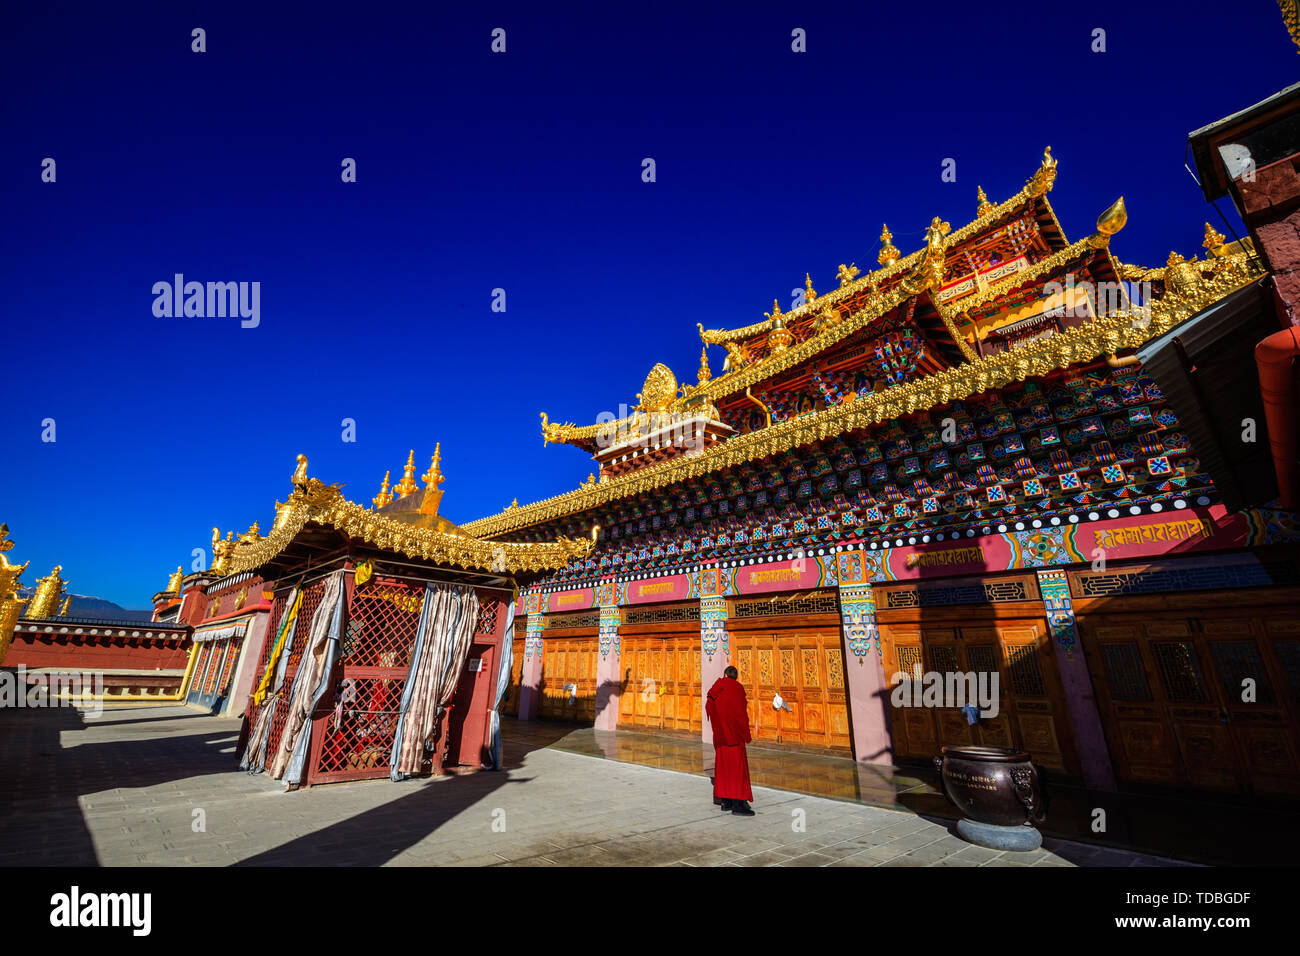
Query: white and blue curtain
[
  {"left": 390, "top": 582, "right": 478, "bottom": 780},
  {"left": 486, "top": 602, "right": 516, "bottom": 769}
]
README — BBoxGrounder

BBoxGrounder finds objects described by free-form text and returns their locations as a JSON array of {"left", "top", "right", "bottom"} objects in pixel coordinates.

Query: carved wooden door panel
[
  {"left": 503, "top": 636, "right": 525, "bottom": 716},
  {"left": 879, "top": 624, "right": 936, "bottom": 761},
  {"left": 1082, "top": 616, "right": 1236, "bottom": 789},
  {"left": 618, "top": 636, "right": 640, "bottom": 726},
  {"left": 1084, "top": 609, "right": 1300, "bottom": 794}
]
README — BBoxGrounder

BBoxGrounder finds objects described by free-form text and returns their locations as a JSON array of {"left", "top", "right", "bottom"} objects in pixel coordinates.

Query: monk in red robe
[{"left": 706, "top": 665, "right": 754, "bottom": 815}]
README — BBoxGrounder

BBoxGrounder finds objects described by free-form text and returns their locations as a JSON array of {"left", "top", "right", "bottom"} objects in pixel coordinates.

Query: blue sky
[{"left": 2, "top": 2, "right": 1296, "bottom": 606}]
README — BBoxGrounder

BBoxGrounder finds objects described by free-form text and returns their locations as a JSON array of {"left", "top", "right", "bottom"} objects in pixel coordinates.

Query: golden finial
[
  {"left": 166, "top": 565, "right": 184, "bottom": 596},
  {"left": 836, "top": 262, "right": 861, "bottom": 287},
  {"left": 271, "top": 499, "right": 290, "bottom": 531},
  {"left": 508, "top": 497, "right": 519, "bottom": 510},
  {"left": 976, "top": 186, "right": 993, "bottom": 217},
  {"left": 57, "top": 596, "right": 71, "bottom": 617},
  {"left": 1090, "top": 196, "right": 1127, "bottom": 248},
  {"left": 582, "top": 472, "right": 596, "bottom": 488},
  {"left": 394, "top": 450, "right": 419, "bottom": 498},
  {"left": 877, "top": 224, "right": 900, "bottom": 266},
  {"left": 210, "top": 530, "right": 235, "bottom": 577},
  {"left": 697, "top": 346, "right": 711, "bottom": 385},
  {"left": 804, "top": 273, "right": 817, "bottom": 303},
  {"left": 1203, "top": 221, "right": 1226, "bottom": 254},
  {"left": 765, "top": 298, "right": 784, "bottom": 322},
  {"left": 372, "top": 470, "right": 393, "bottom": 509},
  {"left": 291, "top": 454, "right": 309, "bottom": 486},
  {"left": 238, "top": 521, "right": 261, "bottom": 543},
  {"left": 422, "top": 443, "right": 445, "bottom": 489}
]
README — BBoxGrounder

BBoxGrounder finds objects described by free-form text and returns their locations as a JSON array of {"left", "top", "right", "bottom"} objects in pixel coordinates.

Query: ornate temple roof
[
  {"left": 220, "top": 455, "right": 594, "bottom": 577},
  {"left": 464, "top": 150, "right": 1265, "bottom": 540}
]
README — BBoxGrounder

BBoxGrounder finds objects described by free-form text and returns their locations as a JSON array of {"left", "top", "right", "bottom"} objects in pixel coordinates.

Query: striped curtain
[
  {"left": 240, "top": 586, "right": 302, "bottom": 773},
  {"left": 486, "top": 602, "right": 516, "bottom": 769},
  {"left": 390, "top": 582, "right": 478, "bottom": 779},
  {"left": 269, "top": 572, "right": 344, "bottom": 782}
]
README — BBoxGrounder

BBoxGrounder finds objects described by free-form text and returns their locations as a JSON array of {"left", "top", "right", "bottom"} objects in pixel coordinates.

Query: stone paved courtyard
[{"left": 0, "top": 703, "right": 1198, "bottom": 867}]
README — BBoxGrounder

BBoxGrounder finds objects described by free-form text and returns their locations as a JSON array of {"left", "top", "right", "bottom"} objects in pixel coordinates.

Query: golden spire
[
  {"left": 976, "top": 186, "right": 993, "bottom": 217},
  {"left": 23, "top": 565, "right": 66, "bottom": 619},
  {"left": 804, "top": 273, "right": 817, "bottom": 303},
  {"left": 697, "top": 346, "right": 711, "bottom": 385},
  {"left": 57, "top": 596, "right": 71, "bottom": 617},
  {"left": 166, "top": 565, "right": 184, "bottom": 596},
  {"left": 766, "top": 299, "right": 795, "bottom": 352},
  {"left": 877, "top": 224, "right": 900, "bottom": 266},
  {"left": 1203, "top": 221, "right": 1226, "bottom": 254},
  {"left": 372, "top": 470, "right": 393, "bottom": 509},
  {"left": 421, "top": 443, "right": 445, "bottom": 489},
  {"left": 836, "top": 262, "right": 861, "bottom": 286},
  {"left": 394, "top": 450, "right": 419, "bottom": 498}
]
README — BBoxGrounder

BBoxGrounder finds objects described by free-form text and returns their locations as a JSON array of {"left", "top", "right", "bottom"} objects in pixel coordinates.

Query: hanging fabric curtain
[
  {"left": 486, "top": 600, "right": 516, "bottom": 770},
  {"left": 390, "top": 582, "right": 478, "bottom": 780},
  {"left": 269, "top": 572, "right": 344, "bottom": 782},
  {"left": 240, "top": 586, "right": 303, "bottom": 773}
]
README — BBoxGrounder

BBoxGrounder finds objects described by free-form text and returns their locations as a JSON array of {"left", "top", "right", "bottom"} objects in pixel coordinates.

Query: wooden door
[
  {"left": 540, "top": 634, "right": 598, "bottom": 724},
  {"left": 1081, "top": 608, "right": 1300, "bottom": 794},
  {"left": 878, "top": 615, "right": 1078, "bottom": 774},
  {"left": 730, "top": 625, "right": 852, "bottom": 752}
]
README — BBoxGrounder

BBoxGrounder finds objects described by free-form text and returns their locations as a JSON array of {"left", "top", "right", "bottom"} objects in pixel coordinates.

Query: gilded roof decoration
[
  {"left": 226, "top": 457, "right": 594, "bottom": 575},
  {"left": 466, "top": 247, "right": 1263, "bottom": 539}
]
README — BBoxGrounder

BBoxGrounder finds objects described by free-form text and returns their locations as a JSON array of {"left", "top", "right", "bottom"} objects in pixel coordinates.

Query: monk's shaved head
[{"left": 724, "top": 666, "right": 738, "bottom": 679}]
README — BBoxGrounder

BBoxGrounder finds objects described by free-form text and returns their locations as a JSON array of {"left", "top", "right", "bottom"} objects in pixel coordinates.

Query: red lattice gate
[{"left": 306, "top": 577, "right": 425, "bottom": 784}]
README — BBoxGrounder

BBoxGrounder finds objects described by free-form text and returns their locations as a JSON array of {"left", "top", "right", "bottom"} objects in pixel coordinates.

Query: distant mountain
[{"left": 15, "top": 589, "right": 153, "bottom": 622}]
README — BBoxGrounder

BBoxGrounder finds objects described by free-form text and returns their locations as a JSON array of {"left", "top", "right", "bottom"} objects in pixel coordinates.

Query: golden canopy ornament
[
  {"left": 877, "top": 225, "right": 900, "bottom": 266},
  {"left": 165, "top": 565, "right": 185, "bottom": 596},
  {"left": 23, "top": 565, "right": 67, "bottom": 619}
]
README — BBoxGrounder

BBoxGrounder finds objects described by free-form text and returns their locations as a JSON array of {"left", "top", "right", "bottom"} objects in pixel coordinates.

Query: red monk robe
[{"left": 706, "top": 673, "right": 753, "bottom": 802}]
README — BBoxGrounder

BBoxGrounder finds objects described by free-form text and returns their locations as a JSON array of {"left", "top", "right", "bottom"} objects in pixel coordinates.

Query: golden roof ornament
[
  {"left": 636, "top": 363, "right": 678, "bottom": 413},
  {"left": 238, "top": 521, "right": 262, "bottom": 544},
  {"left": 1090, "top": 196, "right": 1127, "bottom": 248},
  {"left": 976, "top": 186, "right": 994, "bottom": 218},
  {"left": 394, "top": 450, "right": 420, "bottom": 498},
  {"left": 57, "top": 596, "right": 71, "bottom": 617},
  {"left": 23, "top": 565, "right": 66, "bottom": 619},
  {"left": 372, "top": 471, "right": 393, "bottom": 509},
  {"left": 1026, "top": 146, "right": 1057, "bottom": 197},
  {"left": 0, "top": 524, "right": 29, "bottom": 598},
  {"left": 422, "top": 443, "right": 445, "bottom": 489},
  {"left": 697, "top": 347, "right": 712, "bottom": 385},
  {"left": 1203, "top": 222, "right": 1226, "bottom": 254},
  {"left": 765, "top": 299, "right": 795, "bottom": 352},
  {"left": 804, "top": 273, "right": 817, "bottom": 303},
  {"left": 211, "top": 529, "right": 236, "bottom": 577},
  {"left": 291, "top": 454, "right": 309, "bottom": 487},
  {"left": 877, "top": 225, "right": 900, "bottom": 266},
  {"left": 836, "top": 262, "right": 860, "bottom": 287},
  {"left": 272, "top": 499, "right": 291, "bottom": 531},
  {"left": 166, "top": 565, "right": 184, "bottom": 596}
]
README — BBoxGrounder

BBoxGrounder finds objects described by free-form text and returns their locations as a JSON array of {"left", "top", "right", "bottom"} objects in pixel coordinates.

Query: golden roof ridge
[{"left": 466, "top": 246, "right": 1262, "bottom": 540}]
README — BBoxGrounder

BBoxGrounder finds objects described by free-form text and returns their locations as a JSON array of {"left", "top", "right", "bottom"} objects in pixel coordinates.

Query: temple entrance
[
  {"left": 539, "top": 633, "right": 598, "bottom": 723},
  {"left": 876, "top": 608, "right": 1080, "bottom": 776},
  {"left": 1079, "top": 598, "right": 1300, "bottom": 795},
  {"left": 188, "top": 634, "right": 244, "bottom": 713},
  {"left": 619, "top": 634, "right": 702, "bottom": 733},
  {"left": 726, "top": 592, "right": 852, "bottom": 753},
  {"left": 617, "top": 602, "right": 702, "bottom": 734}
]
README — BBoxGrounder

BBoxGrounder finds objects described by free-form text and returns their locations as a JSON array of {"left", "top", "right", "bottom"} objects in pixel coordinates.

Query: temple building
[
  {"left": 461, "top": 149, "right": 1300, "bottom": 796},
  {"left": 183, "top": 451, "right": 594, "bottom": 787}
]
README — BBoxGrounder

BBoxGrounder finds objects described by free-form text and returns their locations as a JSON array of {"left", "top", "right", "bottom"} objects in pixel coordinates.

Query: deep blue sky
[{"left": 2, "top": 2, "right": 1296, "bottom": 606}]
